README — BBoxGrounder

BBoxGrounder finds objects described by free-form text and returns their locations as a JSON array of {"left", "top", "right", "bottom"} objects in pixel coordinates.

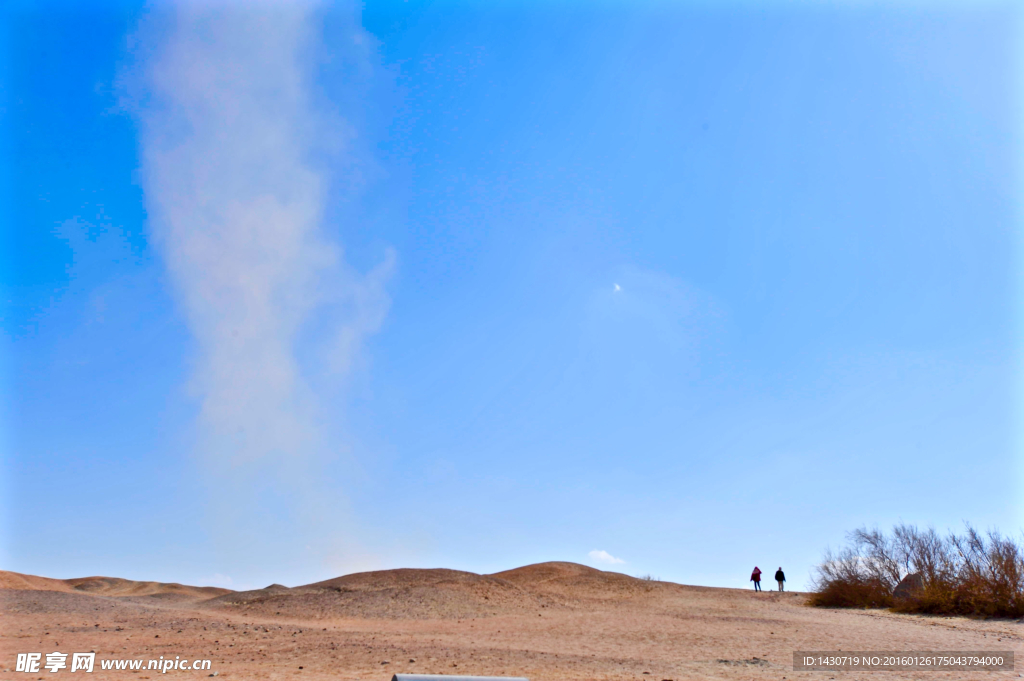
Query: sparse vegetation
[{"left": 811, "top": 524, "right": 1024, "bottom": 618}]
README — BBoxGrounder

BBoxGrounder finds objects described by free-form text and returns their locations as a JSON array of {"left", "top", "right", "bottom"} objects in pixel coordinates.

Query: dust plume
[{"left": 133, "top": 1, "right": 392, "bottom": 581}]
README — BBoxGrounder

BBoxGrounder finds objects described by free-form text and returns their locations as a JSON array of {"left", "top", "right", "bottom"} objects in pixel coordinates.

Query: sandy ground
[{"left": 1, "top": 563, "right": 1021, "bottom": 681}]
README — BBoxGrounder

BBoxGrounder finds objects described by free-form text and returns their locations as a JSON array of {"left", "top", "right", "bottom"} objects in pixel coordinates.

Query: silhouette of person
[
  {"left": 775, "top": 567, "right": 785, "bottom": 592},
  {"left": 751, "top": 566, "right": 762, "bottom": 591}
]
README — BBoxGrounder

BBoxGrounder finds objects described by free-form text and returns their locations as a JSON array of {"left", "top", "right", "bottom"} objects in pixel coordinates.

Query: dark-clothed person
[{"left": 775, "top": 568, "right": 785, "bottom": 592}]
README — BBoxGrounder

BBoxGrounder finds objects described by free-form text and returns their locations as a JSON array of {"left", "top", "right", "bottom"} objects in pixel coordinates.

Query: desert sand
[{"left": 1, "top": 562, "right": 1021, "bottom": 680}]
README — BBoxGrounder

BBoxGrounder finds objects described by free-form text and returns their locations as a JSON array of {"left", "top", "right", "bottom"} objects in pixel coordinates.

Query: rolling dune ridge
[{"left": 2, "top": 563, "right": 1021, "bottom": 680}]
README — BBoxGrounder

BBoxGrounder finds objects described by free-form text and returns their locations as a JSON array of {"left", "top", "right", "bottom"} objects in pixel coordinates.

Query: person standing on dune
[
  {"left": 775, "top": 567, "right": 785, "bottom": 592},
  {"left": 751, "top": 566, "right": 762, "bottom": 591}
]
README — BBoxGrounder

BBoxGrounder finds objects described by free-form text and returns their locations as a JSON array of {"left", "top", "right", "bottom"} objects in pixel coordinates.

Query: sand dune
[
  {"left": 492, "top": 561, "right": 661, "bottom": 602},
  {"left": 0, "top": 569, "right": 231, "bottom": 601},
  {"left": 0, "top": 562, "right": 659, "bottom": 612},
  {"left": 3, "top": 563, "right": 1021, "bottom": 680},
  {"left": 0, "top": 570, "right": 75, "bottom": 593},
  {"left": 66, "top": 576, "right": 232, "bottom": 600},
  {"left": 206, "top": 562, "right": 668, "bottom": 620},
  {"left": 208, "top": 567, "right": 542, "bottom": 619}
]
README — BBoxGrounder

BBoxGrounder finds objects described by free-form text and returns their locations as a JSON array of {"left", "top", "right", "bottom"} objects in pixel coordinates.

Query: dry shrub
[
  {"left": 811, "top": 524, "right": 1024, "bottom": 618},
  {"left": 808, "top": 546, "right": 892, "bottom": 608}
]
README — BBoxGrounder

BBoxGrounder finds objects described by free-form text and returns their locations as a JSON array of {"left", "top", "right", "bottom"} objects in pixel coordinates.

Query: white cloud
[{"left": 588, "top": 549, "right": 626, "bottom": 565}]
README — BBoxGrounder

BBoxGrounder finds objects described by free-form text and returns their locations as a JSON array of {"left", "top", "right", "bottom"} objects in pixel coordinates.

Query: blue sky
[{"left": 2, "top": 0, "right": 1022, "bottom": 592}]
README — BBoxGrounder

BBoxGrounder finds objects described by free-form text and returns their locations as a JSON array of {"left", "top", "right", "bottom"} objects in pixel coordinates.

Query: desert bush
[
  {"left": 812, "top": 524, "right": 1024, "bottom": 618},
  {"left": 808, "top": 546, "right": 893, "bottom": 608}
]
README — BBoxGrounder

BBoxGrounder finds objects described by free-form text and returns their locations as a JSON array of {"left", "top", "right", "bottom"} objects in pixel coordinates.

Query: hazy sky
[{"left": 3, "top": 0, "right": 1022, "bottom": 592}]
